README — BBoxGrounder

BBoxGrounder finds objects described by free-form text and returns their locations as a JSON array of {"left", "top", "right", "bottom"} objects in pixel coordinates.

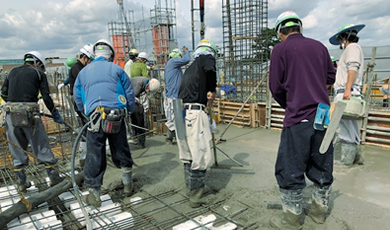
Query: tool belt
[
  {"left": 90, "top": 107, "right": 126, "bottom": 134},
  {"left": 5, "top": 102, "right": 39, "bottom": 128}
]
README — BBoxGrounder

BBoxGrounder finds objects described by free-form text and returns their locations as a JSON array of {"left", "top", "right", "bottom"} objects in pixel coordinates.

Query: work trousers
[
  {"left": 84, "top": 119, "right": 133, "bottom": 188},
  {"left": 275, "top": 118, "right": 333, "bottom": 190},
  {"left": 164, "top": 97, "right": 175, "bottom": 132},
  {"left": 176, "top": 105, "right": 213, "bottom": 171},
  {"left": 5, "top": 114, "right": 58, "bottom": 168},
  {"left": 130, "top": 102, "right": 145, "bottom": 146}
]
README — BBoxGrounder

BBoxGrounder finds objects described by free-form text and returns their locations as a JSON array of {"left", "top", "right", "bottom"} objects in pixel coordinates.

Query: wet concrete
[{"left": 102, "top": 123, "right": 390, "bottom": 229}]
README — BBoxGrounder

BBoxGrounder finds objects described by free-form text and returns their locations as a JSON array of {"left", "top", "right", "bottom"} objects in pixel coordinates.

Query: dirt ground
[{"left": 100, "top": 124, "right": 390, "bottom": 230}]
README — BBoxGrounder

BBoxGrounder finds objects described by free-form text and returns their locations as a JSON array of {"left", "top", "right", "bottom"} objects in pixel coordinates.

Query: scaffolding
[
  {"left": 108, "top": 0, "right": 134, "bottom": 68},
  {"left": 222, "top": 0, "right": 268, "bottom": 103},
  {"left": 150, "top": 0, "right": 178, "bottom": 68}
]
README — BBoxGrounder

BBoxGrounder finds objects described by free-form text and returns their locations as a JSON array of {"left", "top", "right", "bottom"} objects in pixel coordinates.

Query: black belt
[{"left": 184, "top": 105, "right": 205, "bottom": 110}]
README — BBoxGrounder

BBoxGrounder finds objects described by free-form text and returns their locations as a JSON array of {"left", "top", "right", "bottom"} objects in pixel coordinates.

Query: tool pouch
[
  {"left": 101, "top": 110, "right": 122, "bottom": 134},
  {"left": 313, "top": 103, "right": 330, "bottom": 131},
  {"left": 6, "top": 103, "right": 39, "bottom": 128}
]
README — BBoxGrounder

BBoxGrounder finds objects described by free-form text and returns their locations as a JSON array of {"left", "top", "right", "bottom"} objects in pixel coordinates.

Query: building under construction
[
  {"left": 108, "top": 0, "right": 178, "bottom": 69},
  {"left": 1, "top": 0, "right": 390, "bottom": 229}
]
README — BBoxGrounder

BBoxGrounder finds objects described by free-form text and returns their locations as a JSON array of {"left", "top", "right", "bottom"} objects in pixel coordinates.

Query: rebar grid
[{"left": 222, "top": 0, "right": 269, "bottom": 103}]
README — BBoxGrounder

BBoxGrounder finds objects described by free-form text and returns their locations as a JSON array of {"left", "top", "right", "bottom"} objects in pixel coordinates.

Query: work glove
[
  {"left": 57, "top": 83, "right": 65, "bottom": 90},
  {"left": 52, "top": 109, "right": 64, "bottom": 124}
]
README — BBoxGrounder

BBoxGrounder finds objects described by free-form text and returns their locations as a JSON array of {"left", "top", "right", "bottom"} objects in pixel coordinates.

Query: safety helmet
[
  {"left": 129, "top": 48, "right": 138, "bottom": 56},
  {"left": 196, "top": 39, "right": 217, "bottom": 53},
  {"left": 275, "top": 11, "right": 302, "bottom": 32},
  {"left": 138, "top": 52, "right": 148, "bottom": 61},
  {"left": 80, "top": 43, "right": 95, "bottom": 60},
  {"left": 93, "top": 39, "right": 115, "bottom": 61},
  {"left": 24, "top": 51, "right": 45, "bottom": 68},
  {"left": 329, "top": 24, "right": 365, "bottom": 45},
  {"left": 169, "top": 48, "right": 182, "bottom": 58},
  {"left": 65, "top": 57, "right": 77, "bottom": 69},
  {"left": 148, "top": 78, "right": 160, "bottom": 92}
]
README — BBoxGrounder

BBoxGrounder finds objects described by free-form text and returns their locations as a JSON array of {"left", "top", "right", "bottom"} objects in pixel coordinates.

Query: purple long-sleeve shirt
[{"left": 269, "top": 33, "right": 335, "bottom": 127}]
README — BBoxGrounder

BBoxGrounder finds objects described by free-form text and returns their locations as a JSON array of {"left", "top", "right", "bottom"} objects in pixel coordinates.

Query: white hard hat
[
  {"left": 24, "top": 51, "right": 45, "bottom": 69},
  {"left": 148, "top": 78, "right": 160, "bottom": 92},
  {"left": 138, "top": 52, "right": 148, "bottom": 60},
  {"left": 80, "top": 43, "right": 95, "bottom": 60},
  {"left": 93, "top": 39, "right": 115, "bottom": 61}
]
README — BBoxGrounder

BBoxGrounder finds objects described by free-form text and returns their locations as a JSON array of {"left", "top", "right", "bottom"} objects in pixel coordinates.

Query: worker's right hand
[
  {"left": 52, "top": 109, "right": 64, "bottom": 124},
  {"left": 57, "top": 83, "right": 65, "bottom": 90}
]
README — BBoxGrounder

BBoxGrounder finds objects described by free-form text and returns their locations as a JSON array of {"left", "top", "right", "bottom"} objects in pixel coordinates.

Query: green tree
[{"left": 253, "top": 28, "right": 279, "bottom": 61}]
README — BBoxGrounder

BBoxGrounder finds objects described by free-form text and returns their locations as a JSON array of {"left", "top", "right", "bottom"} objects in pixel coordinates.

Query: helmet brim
[{"left": 329, "top": 24, "right": 365, "bottom": 45}]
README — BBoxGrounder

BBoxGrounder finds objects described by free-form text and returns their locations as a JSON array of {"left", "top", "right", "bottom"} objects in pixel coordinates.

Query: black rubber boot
[
  {"left": 14, "top": 169, "right": 31, "bottom": 193},
  {"left": 45, "top": 167, "right": 63, "bottom": 187}
]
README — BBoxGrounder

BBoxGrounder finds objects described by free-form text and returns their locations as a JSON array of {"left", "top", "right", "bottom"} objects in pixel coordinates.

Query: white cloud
[{"left": 0, "top": 0, "right": 390, "bottom": 60}]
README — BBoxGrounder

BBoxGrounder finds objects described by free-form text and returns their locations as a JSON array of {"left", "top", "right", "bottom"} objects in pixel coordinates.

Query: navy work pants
[
  {"left": 275, "top": 118, "right": 334, "bottom": 190},
  {"left": 84, "top": 120, "right": 133, "bottom": 188}
]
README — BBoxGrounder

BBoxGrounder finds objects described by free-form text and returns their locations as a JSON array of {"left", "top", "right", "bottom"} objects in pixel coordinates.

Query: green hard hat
[
  {"left": 329, "top": 24, "right": 365, "bottom": 45},
  {"left": 169, "top": 48, "right": 182, "bottom": 58},
  {"left": 275, "top": 11, "right": 302, "bottom": 32},
  {"left": 65, "top": 57, "right": 77, "bottom": 69}
]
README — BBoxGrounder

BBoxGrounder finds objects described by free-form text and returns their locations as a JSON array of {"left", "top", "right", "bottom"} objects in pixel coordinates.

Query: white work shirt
[{"left": 334, "top": 43, "right": 364, "bottom": 91}]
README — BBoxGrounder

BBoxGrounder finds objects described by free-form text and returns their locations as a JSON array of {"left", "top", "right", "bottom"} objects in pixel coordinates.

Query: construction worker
[
  {"left": 177, "top": 39, "right": 217, "bottom": 208},
  {"left": 74, "top": 39, "right": 135, "bottom": 207},
  {"left": 68, "top": 44, "right": 95, "bottom": 167},
  {"left": 130, "top": 52, "right": 149, "bottom": 78},
  {"left": 269, "top": 11, "right": 336, "bottom": 229},
  {"left": 57, "top": 57, "right": 77, "bottom": 89},
  {"left": 130, "top": 77, "right": 161, "bottom": 148},
  {"left": 1, "top": 51, "right": 65, "bottom": 192},
  {"left": 329, "top": 24, "right": 365, "bottom": 166},
  {"left": 164, "top": 46, "right": 191, "bottom": 144},
  {"left": 124, "top": 49, "right": 138, "bottom": 77}
]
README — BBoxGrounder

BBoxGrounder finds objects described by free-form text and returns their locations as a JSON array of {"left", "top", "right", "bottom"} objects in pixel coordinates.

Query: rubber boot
[
  {"left": 138, "top": 134, "right": 146, "bottom": 149},
  {"left": 188, "top": 168, "right": 207, "bottom": 208},
  {"left": 122, "top": 168, "right": 133, "bottom": 197},
  {"left": 307, "top": 184, "right": 331, "bottom": 224},
  {"left": 14, "top": 169, "right": 31, "bottom": 193},
  {"left": 353, "top": 146, "right": 364, "bottom": 165},
  {"left": 184, "top": 163, "right": 191, "bottom": 196},
  {"left": 83, "top": 187, "right": 102, "bottom": 208},
  {"left": 340, "top": 142, "right": 357, "bottom": 165},
  {"left": 78, "top": 141, "right": 87, "bottom": 168},
  {"left": 270, "top": 188, "right": 302, "bottom": 230},
  {"left": 189, "top": 187, "right": 205, "bottom": 208},
  {"left": 45, "top": 167, "right": 63, "bottom": 187},
  {"left": 166, "top": 129, "right": 175, "bottom": 145}
]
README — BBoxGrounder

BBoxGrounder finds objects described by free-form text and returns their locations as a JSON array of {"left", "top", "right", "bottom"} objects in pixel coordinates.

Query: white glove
[{"left": 58, "top": 83, "right": 65, "bottom": 90}]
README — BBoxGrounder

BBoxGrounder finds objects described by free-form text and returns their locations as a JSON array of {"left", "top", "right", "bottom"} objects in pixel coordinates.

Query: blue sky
[{"left": 1, "top": 0, "right": 390, "bottom": 59}]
